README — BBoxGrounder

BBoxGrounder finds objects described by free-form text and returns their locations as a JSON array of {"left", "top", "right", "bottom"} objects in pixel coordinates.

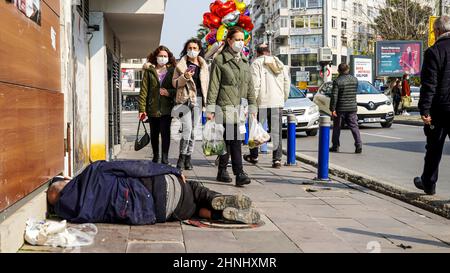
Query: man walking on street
[
  {"left": 329, "top": 63, "right": 362, "bottom": 154},
  {"left": 414, "top": 16, "right": 450, "bottom": 196},
  {"left": 243, "top": 44, "right": 290, "bottom": 168}
]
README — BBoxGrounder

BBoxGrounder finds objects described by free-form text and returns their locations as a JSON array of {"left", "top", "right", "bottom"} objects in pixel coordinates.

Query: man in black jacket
[
  {"left": 329, "top": 63, "right": 362, "bottom": 154},
  {"left": 414, "top": 16, "right": 450, "bottom": 195}
]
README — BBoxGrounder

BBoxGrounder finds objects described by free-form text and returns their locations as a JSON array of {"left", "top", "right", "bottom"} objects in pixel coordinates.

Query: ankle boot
[
  {"left": 161, "top": 153, "right": 169, "bottom": 165},
  {"left": 176, "top": 155, "right": 185, "bottom": 170},
  {"left": 217, "top": 169, "right": 232, "bottom": 183},
  {"left": 152, "top": 153, "right": 160, "bottom": 163},
  {"left": 184, "top": 155, "right": 193, "bottom": 170}
]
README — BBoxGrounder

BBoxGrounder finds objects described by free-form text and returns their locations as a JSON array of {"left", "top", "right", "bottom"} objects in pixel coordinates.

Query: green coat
[
  {"left": 138, "top": 64, "right": 176, "bottom": 117},
  {"left": 206, "top": 49, "right": 257, "bottom": 124}
]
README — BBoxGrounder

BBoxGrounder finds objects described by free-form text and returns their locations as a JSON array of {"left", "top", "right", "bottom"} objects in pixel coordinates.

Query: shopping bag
[
  {"left": 134, "top": 120, "right": 150, "bottom": 151},
  {"left": 202, "top": 120, "right": 226, "bottom": 156},
  {"left": 401, "top": 96, "right": 412, "bottom": 108},
  {"left": 248, "top": 117, "right": 271, "bottom": 149}
]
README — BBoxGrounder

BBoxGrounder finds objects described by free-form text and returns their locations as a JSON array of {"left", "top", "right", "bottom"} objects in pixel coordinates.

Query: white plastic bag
[
  {"left": 248, "top": 117, "right": 271, "bottom": 149},
  {"left": 202, "top": 120, "right": 226, "bottom": 156},
  {"left": 25, "top": 219, "right": 98, "bottom": 248}
]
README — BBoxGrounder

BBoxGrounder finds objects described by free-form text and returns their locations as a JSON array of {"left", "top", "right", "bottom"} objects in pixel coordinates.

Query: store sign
[
  {"left": 9, "top": 0, "right": 41, "bottom": 25},
  {"left": 296, "top": 71, "right": 310, "bottom": 82},
  {"left": 353, "top": 57, "right": 373, "bottom": 83}
]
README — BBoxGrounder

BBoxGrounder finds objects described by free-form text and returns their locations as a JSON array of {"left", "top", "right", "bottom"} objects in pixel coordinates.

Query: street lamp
[{"left": 264, "top": 29, "right": 275, "bottom": 55}]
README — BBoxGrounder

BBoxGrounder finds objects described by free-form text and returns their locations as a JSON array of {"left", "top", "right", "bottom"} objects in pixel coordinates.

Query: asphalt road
[{"left": 283, "top": 123, "right": 450, "bottom": 198}]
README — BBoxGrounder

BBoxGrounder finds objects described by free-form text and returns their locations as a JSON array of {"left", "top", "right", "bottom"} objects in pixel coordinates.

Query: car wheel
[
  {"left": 306, "top": 129, "right": 318, "bottom": 137},
  {"left": 381, "top": 121, "right": 393, "bottom": 128}
]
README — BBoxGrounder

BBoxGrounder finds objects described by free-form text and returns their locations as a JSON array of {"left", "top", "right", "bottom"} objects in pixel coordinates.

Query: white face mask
[
  {"left": 187, "top": 50, "right": 200, "bottom": 59},
  {"left": 157, "top": 57, "right": 169, "bottom": 66},
  {"left": 232, "top": 41, "right": 245, "bottom": 53}
]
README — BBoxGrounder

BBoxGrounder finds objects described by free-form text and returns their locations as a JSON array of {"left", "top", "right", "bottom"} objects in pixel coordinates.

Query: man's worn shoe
[
  {"left": 184, "top": 155, "right": 193, "bottom": 170},
  {"left": 355, "top": 144, "right": 362, "bottom": 154},
  {"left": 236, "top": 172, "right": 251, "bottom": 187},
  {"left": 329, "top": 146, "right": 339, "bottom": 153},
  {"left": 272, "top": 161, "right": 282, "bottom": 169},
  {"left": 217, "top": 170, "right": 232, "bottom": 183},
  {"left": 414, "top": 177, "right": 436, "bottom": 195},
  {"left": 211, "top": 194, "right": 252, "bottom": 211},
  {"left": 222, "top": 208, "right": 260, "bottom": 224},
  {"left": 176, "top": 155, "right": 185, "bottom": 170},
  {"left": 243, "top": 155, "right": 258, "bottom": 164}
]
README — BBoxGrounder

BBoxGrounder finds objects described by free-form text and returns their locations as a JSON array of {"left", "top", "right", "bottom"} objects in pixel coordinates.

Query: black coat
[
  {"left": 330, "top": 74, "right": 359, "bottom": 113},
  {"left": 419, "top": 35, "right": 450, "bottom": 120}
]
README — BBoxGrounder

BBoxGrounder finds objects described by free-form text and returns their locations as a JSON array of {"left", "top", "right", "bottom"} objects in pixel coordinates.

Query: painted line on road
[{"left": 360, "top": 132, "right": 403, "bottom": 140}]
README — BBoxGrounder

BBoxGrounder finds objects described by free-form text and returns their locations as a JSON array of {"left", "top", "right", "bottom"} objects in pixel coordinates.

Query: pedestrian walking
[
  {"left": 138, "top": 46, "right": 177, "bottom": 164},
  {"left": 243, "top": 43, "right": 290, "bottom": 169},
  {"left": 206, "top": 26, "right": 257, "bottom": 187},
  {"left": 392, "top": 79, "right": 402, "bottom": 115},
  {"left": 172, "top": 38, "right": 209, "bottom": 170},
  {"left": 329, "top": 63, "right": 363, "bottom": 154},
  {"left": 401, "top": 73, "right": 412, "bottom": 116},
  {"left": 414, "top": 16, "right": 450, "bottom": 196}
]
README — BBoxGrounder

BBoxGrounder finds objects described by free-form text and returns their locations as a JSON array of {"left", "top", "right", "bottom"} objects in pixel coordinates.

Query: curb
[
  {"left": 283, "top": 150, "right": 450, "bottom": 219},
  {"left": 393, "top": 120, "right": 423, "bottom": 126}
]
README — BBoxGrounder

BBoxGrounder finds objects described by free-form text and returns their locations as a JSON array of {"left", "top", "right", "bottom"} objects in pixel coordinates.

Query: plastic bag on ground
[
  {"left": 248, "top": 117, "right": 271, "bottom": 149},
  {"left": 202, "top": 120, "right": 226, "bottom": 156},
  {"left": 25, "top": 219, "right": 98, "bottom": 248}
]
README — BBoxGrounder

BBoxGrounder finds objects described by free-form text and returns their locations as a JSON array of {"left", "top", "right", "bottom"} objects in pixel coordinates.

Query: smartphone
[{"left": 187, "top": 64, "right": 196, "bottom": 73}]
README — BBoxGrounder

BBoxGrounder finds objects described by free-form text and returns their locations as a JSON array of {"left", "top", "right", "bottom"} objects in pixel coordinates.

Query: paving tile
[
  {"left": 80, "top": 226, "right": 130, "bottom": 253},
  {"left": 183, "top": 231, "right": 243, "bottom": 253},
  {"left": 126, "top": 242, "right": 186, "bottom": 253},
  {"left": 232, "top": 231, "right": 302, "bottom": 253},
  {"left": 129, "top": 225, "right": 183, "bottom": 242}
]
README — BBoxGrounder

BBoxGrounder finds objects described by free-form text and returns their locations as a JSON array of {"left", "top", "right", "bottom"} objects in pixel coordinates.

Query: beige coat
[
  {"left": 251, "top": 55, "right": 290, "bottom": 108},
  {"left": 172, "top": 56, "right": 209, "bottom": 106}
]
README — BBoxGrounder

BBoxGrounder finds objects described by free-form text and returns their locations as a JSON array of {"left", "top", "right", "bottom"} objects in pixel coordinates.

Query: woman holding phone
[
  {"left": 206, "top": 27, "right": 257, "bottom": 187},
  {"left": 172, "top": 38, "right": 210, "bottom": 170},
  {"left": 138, "top": 46, "right": 177, "bottom": 164}
]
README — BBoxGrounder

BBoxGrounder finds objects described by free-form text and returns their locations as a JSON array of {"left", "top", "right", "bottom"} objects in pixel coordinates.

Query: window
[
  {"left": 341, "top": 19, "right": 347, "bottom": 30},
  {"left": 307, "top": 0, "right": 322, "bottom": 8},
  {"left": 342, "top": 0, "right": 347, "bottom": 11},
  {"left": 368, "top": 6, "right": 374, "bottom": 18},
  {"left": 353, "top": 21, "right": 359, "bottom": 32},
  {"left": 353, "top": 3, "right": 358, "bottom": 15},
  {"left": 281, "top": 17, "right": 288, "bottom": 28},
  {"left": 332, "top": 0, "right": 338, "bottom": 9},
  {"left": 291, "top": 0, "right": 306, "bottom": 8},
  {"left": 341, "top": 55, "right": 347, "bottom": 64},
  {"left": 332, "top": 17, "right": 337, "bottom": 29},
  {"left": 332, "top": 54, "right": 337, "bottom": 66},
  {"left": 309, "top": 15, "right": 322, "bottom": 28},
  {"left": 281, "top": 0, "right": 288, "bottom": 8},
  {"left": 291, "top": 54, "right": 318, "bottom": 67},
  {"left": 291, "top": 0, "right": 322, "bottom": 9},
  {"left": 290, "top": 35, "right": 323, "bottom": 48},
  {"left": 341, "top": 37, "right": 348, "bottom": 47},
  {"left": 332, "top": 35, "right": 337, "bottom": 48}
]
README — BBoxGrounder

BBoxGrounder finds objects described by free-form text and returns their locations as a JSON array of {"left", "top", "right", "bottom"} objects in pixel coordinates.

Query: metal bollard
[
  {"left": 260, "top": 120, "right": 269, "bottom": 154},
  {"left": 202, "top": 111, "right": 207, "bottom": 125},
  {"left": 286, "top": 114, "right": 297, "bottom": 166},
  {"left": 317, "top": 116, "right": 331, "bottom": 181},
  {"left": 244, "top": 119, "right": 249, "bottom": 145}
]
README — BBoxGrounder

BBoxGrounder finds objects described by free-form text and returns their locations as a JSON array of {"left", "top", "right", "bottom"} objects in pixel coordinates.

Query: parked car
[
  {"left": 313, "top": 81, "right": 395, "bottom": 128},
  {"left": 282, "top": 85, "right": 320, "bottom": 136},
  {"left": 407, "top": 86, "right": 420, "bottom": 111}
]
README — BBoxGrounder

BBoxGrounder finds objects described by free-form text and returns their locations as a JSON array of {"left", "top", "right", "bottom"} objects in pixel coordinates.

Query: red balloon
[
  {"left": 238, "top": 15, "right": 254, "bottom": 32},
  {"left": 210, "top": 0, "right": 237, "bottom": 18},
  {"left": 203, "top": 12, "right": 222, "bottom": 29}
]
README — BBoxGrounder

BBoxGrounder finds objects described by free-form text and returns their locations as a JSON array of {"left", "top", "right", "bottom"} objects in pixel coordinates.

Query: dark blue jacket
[{"left": 54, "top": 160, "right": 181, "bottom": 225}]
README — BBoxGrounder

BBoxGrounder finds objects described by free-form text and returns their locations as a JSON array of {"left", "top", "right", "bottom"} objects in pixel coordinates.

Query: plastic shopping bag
[
  {"left": 248, "top": 117, "right": 271, "bottom": 149},
  {"left": 202, "top": 120, "right": 226, "bottom": 156}
]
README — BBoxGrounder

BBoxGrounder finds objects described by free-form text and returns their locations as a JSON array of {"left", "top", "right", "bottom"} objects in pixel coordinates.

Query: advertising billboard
[
  {"left": 121, "top": 69, "right": 135, "bottom": 91},
  {"left": 10, "top": 0, "right": 41, "bottom": 25},
  {"left": 351, "top": 56, "right": 374, "bottom": 83},
  {"left": 376, "top": 41, "right": 423, "bottom": 77}
]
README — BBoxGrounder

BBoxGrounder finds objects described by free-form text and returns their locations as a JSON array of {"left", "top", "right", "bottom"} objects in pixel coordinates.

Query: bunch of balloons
[{"left": 202, "top": 0, "right": 254, "bottom": 59}]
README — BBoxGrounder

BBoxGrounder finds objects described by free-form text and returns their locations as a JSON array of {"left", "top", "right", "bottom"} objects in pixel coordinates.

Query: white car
[
  {"left": 313, "top": 81, "right": 395, "bottom": 128},
  {"left": 282, "top": 85, "right": 320, "bottom": 136}
]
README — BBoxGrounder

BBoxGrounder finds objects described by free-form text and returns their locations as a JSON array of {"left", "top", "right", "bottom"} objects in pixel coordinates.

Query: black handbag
[{"left": 134, "top": 120, "right": 150, "bottom": 151}]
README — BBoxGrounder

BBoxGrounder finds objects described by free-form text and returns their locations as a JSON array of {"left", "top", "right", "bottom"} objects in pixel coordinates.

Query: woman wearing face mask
[
  {"left": 206, "top": 27, "right": 257, "bottom": 187},
  {"left": 172, "top": 39, "right": 209, "bottom": 170},
  {"left": 138, "top": 46, "right": 177, "bottom": 164}
]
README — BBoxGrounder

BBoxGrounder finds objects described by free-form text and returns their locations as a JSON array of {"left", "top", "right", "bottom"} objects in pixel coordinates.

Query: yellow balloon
[
  {"left": 234, "top": 0, "right": 246, "bottom": 13},
  {"left": 216, "top": 25, "right": 228, "bottom": 42}
]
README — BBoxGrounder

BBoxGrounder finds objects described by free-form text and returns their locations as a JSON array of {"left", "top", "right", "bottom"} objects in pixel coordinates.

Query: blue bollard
[
  {"left": 317, "top": 116, "right": 331, "bottom": 181},
  {"left": 202, "top": 111, "right": 207, "bottom": 125},
  {"left": 286, "top": 114, "right": 297, "bottom": 166},
  {"left": 260, "top": 120, "right": 269, "bottom": 154},
  {"left": 244, "top": 119, "right": 249, "bottom": 145}
]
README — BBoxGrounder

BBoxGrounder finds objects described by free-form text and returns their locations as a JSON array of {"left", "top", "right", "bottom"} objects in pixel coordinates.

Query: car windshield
[
  {"left": 289, "top": 85, "right": 306, "bottom": 99},
  {"left": 411, "top": 87, "right": 420, "bottom": 93},
  {"left": 358, "top": 81, "right": 381, "bottom": 95}
]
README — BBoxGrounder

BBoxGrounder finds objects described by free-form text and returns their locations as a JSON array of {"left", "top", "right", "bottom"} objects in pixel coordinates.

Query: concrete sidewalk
[{"left": 20, "top": 133, "right": 450, "bottom": 253}]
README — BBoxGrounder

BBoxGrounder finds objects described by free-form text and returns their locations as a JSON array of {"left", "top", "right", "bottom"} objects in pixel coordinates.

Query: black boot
[
  {"left": 161, "top": 153, "right": 169, "bottom": 165},
  {"left": 217, "top": 169, "right": 232, "bottom": 183},
  {"left": 176, "top": 155, "right": 185, "bottom": 170},
  {"left": 236, "top": 172, "right": 251, "bottom": 187},
  {"left": 184, "top": 155, "right": 193, "bottom": 170},
  {"left": 152, "top": 154, "right": 160, "bottom": 163}
]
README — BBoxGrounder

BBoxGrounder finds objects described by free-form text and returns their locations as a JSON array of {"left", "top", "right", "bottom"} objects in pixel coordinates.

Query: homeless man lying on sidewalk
[{"left": 47, "top": 160, "right": 260, "bottom": 225}]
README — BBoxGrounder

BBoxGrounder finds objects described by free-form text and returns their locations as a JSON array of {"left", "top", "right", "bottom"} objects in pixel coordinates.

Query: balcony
[
  {"left": 290, "top": 28, "right": 323, "bottom": 36},
  {"left": 274, "top": 46, "right": 289, "bottom": 56}
]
